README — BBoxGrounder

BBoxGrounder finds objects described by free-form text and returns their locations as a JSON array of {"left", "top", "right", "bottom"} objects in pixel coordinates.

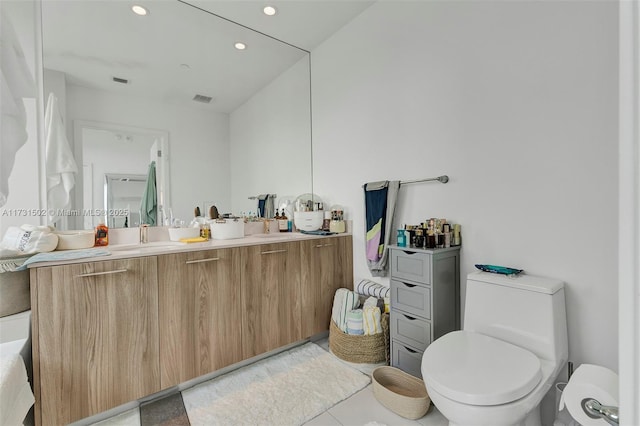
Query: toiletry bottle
[
  {"left": 95, "top": 223, "right": 109, "bottom": 246},
  {"left": 279, "top": 210, "right": 289, "bottom": 232},
  {"left": 322, "top": 211, "right": 331, "bottom": 231},
  {"left": 200, "top": 222, "right": 210, "bottom": 240},
  {"left": 397, "top": 229, "right": 407, "bottom": 247}
]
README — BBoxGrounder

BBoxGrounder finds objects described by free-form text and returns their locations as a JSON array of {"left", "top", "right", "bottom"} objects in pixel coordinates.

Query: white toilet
[{"left": 421, "top": 271, "right": 568, "bottom": 426}]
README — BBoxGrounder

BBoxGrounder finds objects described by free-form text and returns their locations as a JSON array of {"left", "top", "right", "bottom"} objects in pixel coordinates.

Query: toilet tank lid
[{"left": 467, "top": 271, "right": 564, "bottom": 294}]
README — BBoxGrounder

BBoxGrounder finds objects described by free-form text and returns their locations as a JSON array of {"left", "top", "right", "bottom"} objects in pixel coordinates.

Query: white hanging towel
[
  {"left": 45, "top": 93, "right": 77, "bottom": 224},
  {"left": 0, "top": 8, "right": 35, "bottom": 207}
]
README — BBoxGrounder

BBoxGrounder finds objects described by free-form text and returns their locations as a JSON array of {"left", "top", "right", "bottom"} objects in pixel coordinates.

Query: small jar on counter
[
  {"left": 414, "top": 229, "right": 424, "bottom": 248},
  {"left": 95, "top": 223, "right": 109, "bottom": 246}
]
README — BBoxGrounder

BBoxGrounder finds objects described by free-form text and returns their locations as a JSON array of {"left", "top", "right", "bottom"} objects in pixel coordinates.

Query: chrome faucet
[{"left": 140, "top": 224, "right": 149, "bottom": 243}]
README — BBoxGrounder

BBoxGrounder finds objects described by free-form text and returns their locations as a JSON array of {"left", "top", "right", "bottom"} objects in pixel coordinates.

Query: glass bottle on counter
[
  {"left": 95, "top": 223, "right": 109, "bottom": 246},
  {"left": 278, "top": 209, "right": 289, "bottom": 232}
]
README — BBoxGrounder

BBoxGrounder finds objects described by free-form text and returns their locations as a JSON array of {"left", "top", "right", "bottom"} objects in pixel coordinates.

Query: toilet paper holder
[{"left": 581, "top": 398, "right": 619, "bottom": 425}]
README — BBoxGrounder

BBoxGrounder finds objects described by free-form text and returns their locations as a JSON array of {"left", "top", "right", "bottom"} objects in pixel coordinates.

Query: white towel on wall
[
  {"left": 0, "top": 8, "right": 35, "bottom": 208},
  {"left": 45, "top": 93, "right": 77, "bottom": 224}
]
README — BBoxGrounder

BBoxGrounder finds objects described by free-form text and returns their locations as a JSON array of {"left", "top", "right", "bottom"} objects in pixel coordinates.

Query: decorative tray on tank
[{"left": 475, "top": 264, "right": 523, "bottom": 276}]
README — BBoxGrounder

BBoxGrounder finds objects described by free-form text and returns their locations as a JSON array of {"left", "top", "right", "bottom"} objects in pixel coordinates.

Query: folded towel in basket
[
  {"left": 346, "top": 309, "right": 364, "bottom": 335},
  {"left": 331, "top": 288, "right": 360, "bottom": 333},
  {"left": 355, "top": 279, "right": 390, "bottom": 299},
  {"left": 363, "top": 306, "right": 383, "bottom": 335},
  {"left": 363, "top": 296, "right": 385, "bottom": 311}
]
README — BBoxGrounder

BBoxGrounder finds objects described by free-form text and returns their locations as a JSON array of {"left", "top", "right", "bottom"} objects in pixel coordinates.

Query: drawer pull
[
  {"left": 314, "top": 243, "right": 333, "bottom": 248},
  {"left": 261, "top": 249, "right": 287, "bottom": 255},
  {"left": 402, "top": 250, "right": 417, "bottom": 255},
  {"left": 402, "top": 282, "right": 417, "bottom": 288},
  {"left": 75, "top": 269, "right": 127, "bottom": 278},
  {"left": 403, "top": 314, "right": 416, "bottom": 321},
  {"left": 185, "top": 257, "right": 219, "bottom": 264},
  {"left": 404, "top": 346, "right": 418, "bottom": 354}
]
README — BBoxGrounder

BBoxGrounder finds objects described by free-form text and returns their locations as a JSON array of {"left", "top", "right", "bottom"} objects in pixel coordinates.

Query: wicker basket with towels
[{"left": 328, "top": 287, "right": 389, "bottom": 364}]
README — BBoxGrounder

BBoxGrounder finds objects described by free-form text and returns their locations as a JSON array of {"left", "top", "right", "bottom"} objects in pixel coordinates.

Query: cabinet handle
[
  {"left": 404, "top": 346, "right": 418, "bottom": 354},
  {"left": 402, "top": 251, "right": 416, "bottom": 255},
  {"left": 261, "top": 249, "right": 287, "bottom": 255},
  {"left": 402, "top": 282, "right": 417, "bottom": 288},
  {"left": 75, "top": 269, "right": 128, "bottom": 278},
  {"left": 403, "top": 314, "right": 416, "bottom": 321},
  {"left": 314, "top": 243, "right": 333, "bottom": 248},
  {"left": 185, "top": 257, "right": 220, "bottom": 264}
]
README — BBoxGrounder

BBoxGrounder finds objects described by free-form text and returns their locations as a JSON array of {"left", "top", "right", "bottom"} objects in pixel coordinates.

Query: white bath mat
[{"left": 182, "top": 342, "right": 371, "bottom": 426}]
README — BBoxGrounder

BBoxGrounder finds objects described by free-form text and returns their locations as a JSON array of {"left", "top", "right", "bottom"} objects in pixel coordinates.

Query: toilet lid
[{"left": 421, "top": 331, "right": 542, "bottom": 406}]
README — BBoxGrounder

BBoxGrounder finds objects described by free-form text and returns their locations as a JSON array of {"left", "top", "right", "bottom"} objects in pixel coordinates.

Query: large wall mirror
[{"left": 41, "top": 0, "right": 312, "bottom": 230}]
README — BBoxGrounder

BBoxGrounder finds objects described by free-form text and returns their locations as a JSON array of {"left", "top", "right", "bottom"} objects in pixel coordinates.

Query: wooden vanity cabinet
[
  {"left": 29, "top": 234, "right": 354, "bottom": 425},
  {"left": 300, "top": 235, "right": 353, "bottom": 336},
  {"left": 30, "top": 257, "right": 160, "bottom": 426},
  {"left": 157, "top": 248, "right": 243, "bottom": 389},
  {"left": 241, "top": 241, "right": 302, "bottom": 358}
]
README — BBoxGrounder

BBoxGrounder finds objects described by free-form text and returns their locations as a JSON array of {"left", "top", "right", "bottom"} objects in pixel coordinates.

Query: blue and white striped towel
[{"left": 355, "top": 279, "right": 390, "bottom": 299}]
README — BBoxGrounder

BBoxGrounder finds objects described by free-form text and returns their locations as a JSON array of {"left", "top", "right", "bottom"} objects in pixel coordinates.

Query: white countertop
[{"left": 27, "top": 232, "right": 350, "bottom": 268}]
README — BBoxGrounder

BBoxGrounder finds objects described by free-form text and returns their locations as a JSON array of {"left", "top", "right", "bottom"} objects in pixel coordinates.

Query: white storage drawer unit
[{"left": 389, "top": 246, "right": 460, "bottom": 378}]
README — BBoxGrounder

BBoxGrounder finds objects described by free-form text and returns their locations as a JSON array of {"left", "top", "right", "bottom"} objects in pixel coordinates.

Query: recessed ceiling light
[
  {"left": 263, "top": 6, "right": 277, "bottom": 16},
  {"left": 131, "top": 5, "right": 148, "bottom": 16},
  {"left": 234, "top": 42, "right": 247, "bottom": 50}
]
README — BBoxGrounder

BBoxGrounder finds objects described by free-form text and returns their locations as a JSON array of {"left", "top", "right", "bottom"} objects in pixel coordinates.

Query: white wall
[
  {"left": 618, "top": 0, "right": 640, "bottom": 421},
  {"left": 229, "top": 57, "right": 312, "bottom": 217},
  {"left": 312, "top": 0, "right": 618, "bottom": 387},
  {"left": 65, "top": 85, "right": 230, "bottom": 224}
]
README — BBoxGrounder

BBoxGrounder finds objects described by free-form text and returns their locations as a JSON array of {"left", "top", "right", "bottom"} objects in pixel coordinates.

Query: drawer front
[
  {"left": 390, "top": 279, "right": 432, "bottom": 319},
  {"left": 391, "top": 340, "right": 424, "bottom": 379},
  {"left": 390, "top": 311, "right": 431, "bottom": 351},
  {"left": 391, "top": 249, "right": 431, "bottom": 284}
]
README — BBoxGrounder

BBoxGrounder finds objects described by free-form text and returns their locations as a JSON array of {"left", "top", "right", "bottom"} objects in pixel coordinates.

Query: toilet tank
[{"left": 463, "top": 271, "right": 568, "bottom": 363}]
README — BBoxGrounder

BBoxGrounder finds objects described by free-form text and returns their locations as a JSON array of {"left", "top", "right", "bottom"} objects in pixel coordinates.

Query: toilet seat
[{"left": 422, "top": 330, "right": 542, "bottom": 406}]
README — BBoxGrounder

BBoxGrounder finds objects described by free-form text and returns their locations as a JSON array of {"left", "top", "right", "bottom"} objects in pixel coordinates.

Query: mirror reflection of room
[
  {"left": 81, "top": 127, "right": 157, "bottom": 230},
  {"left": 40, "top": 0, "right": 312, "bottom": 230}
]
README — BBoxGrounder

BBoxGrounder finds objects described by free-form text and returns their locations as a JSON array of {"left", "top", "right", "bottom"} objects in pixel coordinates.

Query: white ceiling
[
  {"left": 186, "top": 0, "right": 375, "bottom": 51},
  {"left": 40, "top": 0, "right": 374, "bottom": 113}
]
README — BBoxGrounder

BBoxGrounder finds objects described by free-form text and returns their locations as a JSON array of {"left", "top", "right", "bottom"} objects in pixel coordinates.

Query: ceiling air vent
[
  {"left": 193, "top": 94, "right": 213, "bottom": 104},
  {"left": 112, "top": 76, "right": 129, "bottom": 84}
]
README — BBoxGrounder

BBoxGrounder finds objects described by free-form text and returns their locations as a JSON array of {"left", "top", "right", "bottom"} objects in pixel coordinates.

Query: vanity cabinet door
[
  {"left": 241, "top": 242, "right": 302, "bottom": 358},
  {"left": 300, "top": 235, "right": 353, "bottom": 337},
  {"left": 31, "top": 257, "right": 160, "bottom": 426},
  {"left": 158, "top": 248, "right": 242, "bottom": 388}
]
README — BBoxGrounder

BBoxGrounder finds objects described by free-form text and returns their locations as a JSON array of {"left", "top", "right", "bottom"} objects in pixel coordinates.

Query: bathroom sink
[
  {"left": 251, "top": 233, "right": 308, "bottom": 240},
  {"left": 108, "top": 241, "right": 187, "bottom": 254}
]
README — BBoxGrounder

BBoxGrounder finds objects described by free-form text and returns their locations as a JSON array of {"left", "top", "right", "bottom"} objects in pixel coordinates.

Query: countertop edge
[{"left": 27, "top": 233, "right": 352, "bottom": 269}]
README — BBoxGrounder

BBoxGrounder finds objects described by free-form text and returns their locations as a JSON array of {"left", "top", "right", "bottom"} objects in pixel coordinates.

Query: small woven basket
[
  {"left": 329, "top": 313, "right": 389, "bottom": 364},
  {"left": 371, "top": 366, "right": 430, "bottom": 420}
]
